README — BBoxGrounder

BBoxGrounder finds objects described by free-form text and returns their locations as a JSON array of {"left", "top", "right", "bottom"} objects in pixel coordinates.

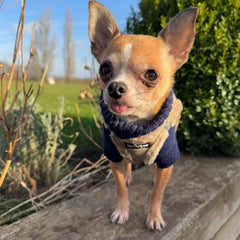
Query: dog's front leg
[
  {"left": 110, "top": 160, "right": 129, "bottom": 224},
  {"left": 125, "top": 161, "right": 132, "bottom": 186},
  {"left": 146, "top": 164, "right": 173, "bottom": 231}
]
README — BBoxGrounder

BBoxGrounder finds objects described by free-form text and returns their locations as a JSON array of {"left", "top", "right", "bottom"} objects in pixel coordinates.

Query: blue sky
[{"left": 0, "top": 0, "right": 140, "bottom": 78}]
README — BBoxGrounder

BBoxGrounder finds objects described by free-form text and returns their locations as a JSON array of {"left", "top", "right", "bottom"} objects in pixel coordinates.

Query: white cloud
[
  {"left": 24, "top": 21, "right": 37, "bottom": 35},
  {"left": 11, "top": 21, "right": 37, "bottom": 35}
]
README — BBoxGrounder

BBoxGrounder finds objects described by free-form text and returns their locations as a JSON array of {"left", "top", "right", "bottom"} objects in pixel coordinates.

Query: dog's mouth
[
  {"left": 103, "top": 92, "right": 135, "bottom": 115},
  {"left": 110, "top": 102, "right": 128, "bottom": 114}
]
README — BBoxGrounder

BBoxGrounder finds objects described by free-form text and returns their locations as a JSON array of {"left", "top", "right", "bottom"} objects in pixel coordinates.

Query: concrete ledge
[
  {"left": 211, "top": 206, "right": 240, "bottom": 240},
  {"left": 0, "top": 155, "right": 240, "bottom": 240}
]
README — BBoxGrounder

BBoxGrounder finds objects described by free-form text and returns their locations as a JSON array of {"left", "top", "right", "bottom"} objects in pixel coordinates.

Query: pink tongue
[{"left": 111, "top": 103, "right": 127, "bottom": 114}]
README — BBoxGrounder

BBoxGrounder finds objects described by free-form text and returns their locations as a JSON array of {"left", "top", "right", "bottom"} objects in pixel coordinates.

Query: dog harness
[{"left": 100, "top": 90, "right": 183, "bottom": 168}]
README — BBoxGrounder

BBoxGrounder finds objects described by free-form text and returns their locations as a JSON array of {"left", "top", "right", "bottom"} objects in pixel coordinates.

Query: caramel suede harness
[{"left": 100, "top": 90, "right": 183, "bottom": 168}]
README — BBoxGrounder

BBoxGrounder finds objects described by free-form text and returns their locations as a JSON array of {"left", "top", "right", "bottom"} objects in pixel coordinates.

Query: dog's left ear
[
  {"left": 159, "top": 7, "right": 199, "bottom": 70},
  {"left": 88, "top": 1, "right": 120, "bottom": 62}
]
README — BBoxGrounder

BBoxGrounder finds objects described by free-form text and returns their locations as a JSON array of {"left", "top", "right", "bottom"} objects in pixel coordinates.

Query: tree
[
  {"left": 63, "top": 7, "right": 75, "bottom": 82},
  {"left": 34, "top": 7, "right": 56, "bottom": 77},
  {"left": 126, "top": 0, "right": 240, "bottom": 156}
]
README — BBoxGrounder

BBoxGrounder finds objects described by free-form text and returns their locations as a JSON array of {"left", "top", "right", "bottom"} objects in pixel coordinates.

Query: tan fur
[
  {"left": 147, "top": 164, "right": 173, "bottom": 230},
  {"left": 88, "top": 1, "right": 198, "bottom": 231},
  {"left": 109, "top": 161, "right": 129, "bottom": 224},
  {"left": 101, "top": 35, "right": 174, "bottom": 122}
]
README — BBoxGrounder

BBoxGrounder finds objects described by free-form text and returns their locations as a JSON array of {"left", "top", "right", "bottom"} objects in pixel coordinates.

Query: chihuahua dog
[{"left": 88, "top": 1, "right": 198, "bottom": 231}]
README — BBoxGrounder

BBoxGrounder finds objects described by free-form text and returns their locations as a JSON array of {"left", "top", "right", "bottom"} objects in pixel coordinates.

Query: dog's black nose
[{"left": 108, "top": 82, "right": 127, "bottom": 99}]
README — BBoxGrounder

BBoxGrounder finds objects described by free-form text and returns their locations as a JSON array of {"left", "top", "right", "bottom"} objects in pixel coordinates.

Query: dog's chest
[
  {"left": 101, "top": 92, "right": 183, "bottom": 166},
  {"left": 110, "top": 121, "right": 170, "bottom": 166}
]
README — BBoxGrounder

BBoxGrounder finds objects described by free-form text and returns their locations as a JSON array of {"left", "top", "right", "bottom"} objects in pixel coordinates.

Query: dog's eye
[
  {"left": 144, "top": 69, "right": 158, "bottom": 81},
  {"left": 99, "top": 61, "right": 112, "bottom": 81}
]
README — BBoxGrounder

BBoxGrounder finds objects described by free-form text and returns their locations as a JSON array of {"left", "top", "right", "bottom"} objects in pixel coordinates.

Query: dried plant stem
[
  {"left": 5, "top": 0, "right": 25, "bottom": 96},
  {"left": 0, "top": 142, "right": 12, "bottom": 187},
  {"left": 0, "top": 163, "right": 109, "bottom": 220},
  {"left": 75, "top": 102, "right": 102, "bottom": 150},
  {"left": 88, "top": 98, "right": 101, "bottom": 131},
  {"left": 0, "top": 160, "right": 11, "bottom": 188},
  {"left": 23, "top": 23, "right": 37, "bottom": 83},
  {"left": 0, "top": 0, "right": 47, "bottom": 189}
]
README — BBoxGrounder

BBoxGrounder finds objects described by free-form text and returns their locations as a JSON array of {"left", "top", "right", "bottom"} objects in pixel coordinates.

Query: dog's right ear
[{"left": 88, "top": 1, "right": 120, "bottom": 62}]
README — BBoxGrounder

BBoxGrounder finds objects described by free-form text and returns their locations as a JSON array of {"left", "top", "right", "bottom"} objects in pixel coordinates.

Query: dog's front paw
[
  {"left": 111, "top": 207, "right": 129, "bottom": 224},
  {"left": 146, "top": 213, "right": 166, "bottom": 231}
]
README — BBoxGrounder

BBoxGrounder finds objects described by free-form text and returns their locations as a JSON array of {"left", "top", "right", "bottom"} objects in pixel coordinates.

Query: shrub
[
  {"left": 126, "top": 0, "right": 240, "bottom": 156},
  {"left": 0, "top": 97, "right": 76, "bottom": 194}
]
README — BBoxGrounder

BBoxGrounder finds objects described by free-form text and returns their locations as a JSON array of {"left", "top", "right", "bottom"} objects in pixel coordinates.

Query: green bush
[{"left": 126, "top": 0, "right": 240, "bottom": 156}]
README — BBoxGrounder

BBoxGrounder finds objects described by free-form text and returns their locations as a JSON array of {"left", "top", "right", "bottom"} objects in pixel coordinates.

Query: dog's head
[{"left": 88, "top": 1, "right": 198, "bottom": 123}]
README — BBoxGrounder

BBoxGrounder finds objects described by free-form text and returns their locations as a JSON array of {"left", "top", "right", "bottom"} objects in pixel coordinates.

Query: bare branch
[
  {"left": 0, "top": 0, "right": 47, "bottom": 188},
  {"left": 75, "top": 102, "right": 102, "bottom": 150}
]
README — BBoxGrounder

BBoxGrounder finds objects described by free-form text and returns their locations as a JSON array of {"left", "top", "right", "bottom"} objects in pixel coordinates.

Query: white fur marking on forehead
[{"left": 121, "top": 43, "right": 132, "bottom": 66}]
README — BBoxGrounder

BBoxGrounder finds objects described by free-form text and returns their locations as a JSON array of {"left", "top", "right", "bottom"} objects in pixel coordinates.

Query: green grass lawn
[
  {"left": 37, "top": 82, "right": 94, "bottom": 116},
  {"left": 29, "top": 81, "right": 102, "bottom": 156}
]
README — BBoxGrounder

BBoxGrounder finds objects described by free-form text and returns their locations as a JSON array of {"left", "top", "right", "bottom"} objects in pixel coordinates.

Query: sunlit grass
[{"left": 28, "top": 81, "right": 95, "bottom": 116}]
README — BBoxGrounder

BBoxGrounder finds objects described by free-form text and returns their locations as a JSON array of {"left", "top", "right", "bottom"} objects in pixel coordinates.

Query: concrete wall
[{"left": 0, "top": 155, "right": 240, "bottom": 240}]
